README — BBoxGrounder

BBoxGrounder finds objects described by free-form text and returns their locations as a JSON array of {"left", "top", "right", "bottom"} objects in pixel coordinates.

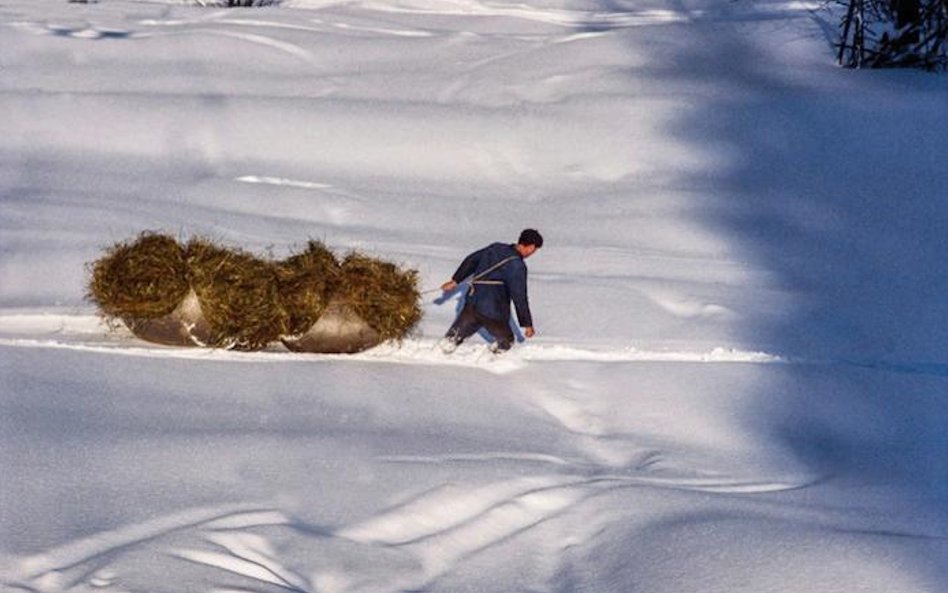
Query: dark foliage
[{"left": 837, "top": 0, "right": 947, "bottom": 71}]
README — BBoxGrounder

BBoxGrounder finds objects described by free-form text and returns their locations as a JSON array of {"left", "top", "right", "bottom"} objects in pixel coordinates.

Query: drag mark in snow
[
  {"left": 142, "top": 17, "right": 325, "bottom": 34},
  {"left": 13, "top": 332, "right": 945, "bottom": 378},
  {"left": 138, "top": 13, "right": 435, "bottom": 38},
  {"left": 320, "top": 19, "right": 436, "bottom": 38},
  {"left": 338, "top": 475, "right": 585, "bottom": 546},
  {"left": 6, "top": 505, "right": 292, "bottom": 588},
  {"left": 359, "top": 2, "right": 693, "bottom": 27},
  {"left": 635, "top": 284, "right": 737, "bottom": 320},
  {"left": 381, "top": 451, "right": 577, "bottom": 466},
  {"left": 350, "top": 340, "right": 785, "bottom": 373},
  {"left": 10, "top": 312, "right": 944, "bottom": 377},
  {"left": 9, "top": 21, "right": 137, "bottom": 40},
  {"left": 333, "top": 475, "right": 596, "bottom": 586},
  {"left": 0, "top": 312, "right": 782, "bottom": 374},
  {"left": 235, "top": 175, "right": 357, "bottom": 224},
  {"left": 235, "top": 175, "right": 334, "bottom": 190},
  {"left": 135, "top": 28, "right": 316, "bottom": 63},
  {"left": 174, "top": 532, "right": 311, "bottom": 593},
  {"left": 0, "top": 474, "right": 811, "bottom": 593},
  {"left": 517, "top": 344, "right": 783, "bottom": 364},
  {"left": 357, "top": 1, "right": 822, "bottom": 28},
  {"left": 203, "top": 510, "right": 296, "bottom": 531},
  {"left": 330, "top": 470, "right": 808, "bottom": 589},
  {"left": 0, "top": 312, "right": 107, "bottom": 335}
]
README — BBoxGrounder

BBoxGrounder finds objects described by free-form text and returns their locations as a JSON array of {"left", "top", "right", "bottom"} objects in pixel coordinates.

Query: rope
[
  {"left": 423, "top": 255, "right": 518, "bottom": 296},
  {"left": 468, "top": 255, "right": 517, "bottom": 295},
  {"left": 471, "top": 255, "right": 517, "bottom": 284}
]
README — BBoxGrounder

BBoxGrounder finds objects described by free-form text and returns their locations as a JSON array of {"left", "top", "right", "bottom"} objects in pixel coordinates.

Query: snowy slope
[{"left": 1, "top": 1, "right": 947, "bottom": 592}]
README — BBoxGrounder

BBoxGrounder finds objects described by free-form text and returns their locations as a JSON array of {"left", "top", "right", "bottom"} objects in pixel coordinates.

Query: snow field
[{"left": 1, "top": 1, "right": 947, "bottom": 592}]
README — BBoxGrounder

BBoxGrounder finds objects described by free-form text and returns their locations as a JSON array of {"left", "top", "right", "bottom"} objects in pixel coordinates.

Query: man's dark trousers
[{"left": 445, "top": 302, "right": 514, "bottom": 351}]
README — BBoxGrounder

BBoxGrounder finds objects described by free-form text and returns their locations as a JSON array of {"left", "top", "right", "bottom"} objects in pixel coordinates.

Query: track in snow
[
  {"left": 0, "top": 312, "right": 782, "bottom": 374},
  {"left": 2, "top": 472, "right": 812, "bottom": 593},
  {"left": 4, "top": 312, "right": 944, "bottom": 378}
]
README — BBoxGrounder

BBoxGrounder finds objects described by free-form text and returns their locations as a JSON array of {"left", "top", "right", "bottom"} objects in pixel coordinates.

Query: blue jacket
[{"left": 452, "top": 242, "right": 533, "bottom": 327}]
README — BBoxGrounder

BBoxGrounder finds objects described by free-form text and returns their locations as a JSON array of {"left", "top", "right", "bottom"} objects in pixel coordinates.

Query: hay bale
[
  {"left": 87, "top": 232, "right": 214, "bottom": 348},
  {"left": 87, "top": 232, "right": 189, "bottom": 321},
  {"left": 186, "top": 238, "right": 288, "bottom": 351},
  {"left": 89, "top": 232, "right": 420, "bottom": 354},
  {"left": 279, "top": 249, "right": 420, "bottom": 354},
  {"left": 276, "top": 241, "right": 340, "bottom": 337},
  {"left": 335, "top": 252, "right": 422, "bottom": 342}
]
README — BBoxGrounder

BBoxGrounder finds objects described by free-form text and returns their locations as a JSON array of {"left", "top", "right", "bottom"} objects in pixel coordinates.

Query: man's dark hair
[{"left": 518, "top": 228, "right": 543, "bottom": 248}]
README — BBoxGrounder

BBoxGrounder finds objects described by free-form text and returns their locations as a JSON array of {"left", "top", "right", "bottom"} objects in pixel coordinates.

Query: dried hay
[
  {"left": 185, "top": 238, "right": 288, "bottom": 351},
  {"left": 276, "top": 240, "right": 340, "bottom": 337},
  {"left": 335, "top": 252, "right": 422, "bottom": 341},
  {"left": 87, "top": 232, "right": 189, "bottom": 322},
  {"left": 88, "top": 232, "right": 422, "bottom": 353}
]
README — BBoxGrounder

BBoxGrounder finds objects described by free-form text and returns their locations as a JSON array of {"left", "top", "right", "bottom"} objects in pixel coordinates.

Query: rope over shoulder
[
  {"left": 423, "top": 254, "right": 518, "bottom": 296},
  {"left": 468, "top": 255, "right": 518, "bottom": 296}
]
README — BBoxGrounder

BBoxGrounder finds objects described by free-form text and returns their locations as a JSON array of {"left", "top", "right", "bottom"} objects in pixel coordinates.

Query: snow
[{"left": 1, "top": 1, "right": 947, "bottom": 592}]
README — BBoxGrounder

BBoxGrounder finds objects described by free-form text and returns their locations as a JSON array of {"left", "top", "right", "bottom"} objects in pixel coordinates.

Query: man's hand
[
  {"left": 524, "top": 327, "right": 536, "bottom": 338},
  {"left": 441, "top": 280, "right": 458, "bottom": 292}
]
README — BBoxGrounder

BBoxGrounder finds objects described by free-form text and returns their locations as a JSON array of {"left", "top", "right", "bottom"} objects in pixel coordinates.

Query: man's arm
[
  {"left": 507, "top": 262, "right": 534, "bottom": 331},
  {"left": 441, "top": 246, "right": 486, "bottom": 292}
]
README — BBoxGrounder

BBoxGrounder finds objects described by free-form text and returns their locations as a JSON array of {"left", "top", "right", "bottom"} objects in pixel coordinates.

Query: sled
[
  {"left": 281, "top": 298, "right": 381, "bottom": 354},
  {"left": 122, "top": 289, "right": 215, "bottom": 347}
]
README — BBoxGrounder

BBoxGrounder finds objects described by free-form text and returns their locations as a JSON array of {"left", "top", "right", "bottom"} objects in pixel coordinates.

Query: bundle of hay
[
  {"left": 88, "top": 232, "right": 422, "bottom": 354},
  {"left": 88, "top": 232, "right": 189, "bottom": 322},
  {"left": 275, "top": 240, "right": 340, "bottom": 337},
  {"left": 336, "top": 252, "right": 422, "bottom": 341},
  {"left": 185, "top": 238, "right": 288, "bottom": 351},
  {"left": 280, "top": 250, "right": 422, "bottom": 354},
  {"left": 87, "top": 232, "right": 210, "bottom": 346},
  {"left": 87, "top": 233, "right": 288, "bottom": 350}
]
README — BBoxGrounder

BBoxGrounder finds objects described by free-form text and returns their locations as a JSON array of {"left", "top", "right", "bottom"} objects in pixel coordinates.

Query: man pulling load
[{"left": 440, "top": 229, "right": 543, "bottom": 353}]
